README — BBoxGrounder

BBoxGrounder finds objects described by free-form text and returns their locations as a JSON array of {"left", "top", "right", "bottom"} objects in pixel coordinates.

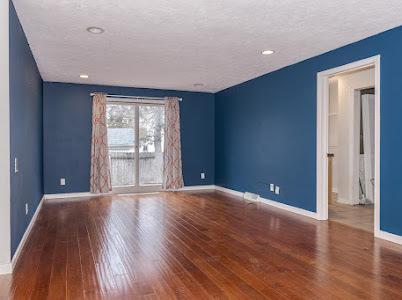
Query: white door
[{"left": 106, "top": 101, "right": 165, "bottom": 193}]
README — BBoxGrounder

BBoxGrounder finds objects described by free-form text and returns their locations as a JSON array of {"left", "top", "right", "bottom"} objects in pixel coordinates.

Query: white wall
[
  {"left": 330, "top": 68, "right": 375, "bottom": 205},
  {"left": 0, "top": 0, "right": 11, "bottom": 274}
]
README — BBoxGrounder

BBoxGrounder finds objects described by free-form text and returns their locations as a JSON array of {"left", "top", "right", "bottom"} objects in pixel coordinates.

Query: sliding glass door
[
  {"left": 139, "top": 105, "right": 165, "bottom": 186},
  {"left": 107, "top": 103, "right": 136, "bottom": 189},
  {"left": 106, "top": 101, "right": 165, "bottom": 193}
]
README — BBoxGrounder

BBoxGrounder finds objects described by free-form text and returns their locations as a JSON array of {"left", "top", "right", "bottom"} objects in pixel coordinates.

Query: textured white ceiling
[{"left": 12, "top": 0, "right": 402, "bottom": 92}]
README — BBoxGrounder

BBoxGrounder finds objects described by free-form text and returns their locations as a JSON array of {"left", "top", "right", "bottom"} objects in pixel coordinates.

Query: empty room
[{"left": 1, "top": 0, "right": 402, "bottom": 299}]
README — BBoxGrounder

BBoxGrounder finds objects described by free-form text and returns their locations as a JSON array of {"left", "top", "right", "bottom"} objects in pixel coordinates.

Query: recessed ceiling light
[
  {"left": 193, "top": 83, "right": 204, "bottom": 87},
  {"left": 262, "top": 49, "right": 275, "bottom": 55},
  {"left": 86, "top": 26, "right": 105, "bottom": 34},
  {"left": 80, "top": 74, "right": 89, "bottom": 79}
]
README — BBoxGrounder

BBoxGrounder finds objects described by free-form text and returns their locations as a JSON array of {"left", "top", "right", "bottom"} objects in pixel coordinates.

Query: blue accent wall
[
  {"left": 9, "top": 1, "right": 43, "bottom": 256},
  {"left": 215, "top": 26, "right": 402, "bottom": 236},
  {"left": 43, "top": 82, "right": 215, "bottom": 193},
  {"left": 11, "top": 0, "right": 402, "bottom": 239}
]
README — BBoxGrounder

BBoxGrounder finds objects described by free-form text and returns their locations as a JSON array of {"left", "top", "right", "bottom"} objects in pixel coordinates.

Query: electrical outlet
[
  {"left": 201, "top": 172, "right": 205, "bottom": 179},
  {"left": 275, "top": 186, "right": 280, "bottom": 195},
  {"left": 14, "top": 158, "right": 19, "bottom": 173},
  {"left": 25, "top": 203, "right": 28, "bottom": 215},
  {"left": 60, "top": 178, "right": 66, "bottom": 186},
  {"left": 270, "top": 184, "right": 275, "bottom": 192}
]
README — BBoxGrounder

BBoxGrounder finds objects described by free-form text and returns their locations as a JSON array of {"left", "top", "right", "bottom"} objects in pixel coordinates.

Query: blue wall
[
  {"left": 10, "top": 0, "right": 402, "bottom": 238},
  {"left": 9, "top": 1, "right": 43, "bottom": 256},
  {"left": 215, "top": 26, "right": 402, "bottom": 236},
  {"left": 43, "top": 82, "right": 215, "bottom": 193}
]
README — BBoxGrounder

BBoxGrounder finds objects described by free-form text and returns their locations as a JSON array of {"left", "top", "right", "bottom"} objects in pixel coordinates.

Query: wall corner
[{"left": 0, "top": 0, "right": 12, "bottom": 273}]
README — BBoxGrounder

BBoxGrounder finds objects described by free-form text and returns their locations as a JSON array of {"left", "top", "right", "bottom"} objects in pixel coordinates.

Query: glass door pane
[
  {"left": 106, "top": 103, "right": 136, "bottom": 187},
  {"left": 139, "top": 105, "right": 165, "bottom": 185}
]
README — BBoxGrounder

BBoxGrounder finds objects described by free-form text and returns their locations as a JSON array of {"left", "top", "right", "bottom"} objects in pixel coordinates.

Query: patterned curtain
[
  {"left": 90, "top": 93, "right": 112, "bottom": 193},
  {"left": 163, "top": 97, "right": 184, "bottom": 190}
]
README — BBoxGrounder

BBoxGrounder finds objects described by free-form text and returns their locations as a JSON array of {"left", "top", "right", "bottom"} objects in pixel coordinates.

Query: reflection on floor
[
  {"left": 3, "top": 192, "right": 402, "bottom": 298},
  {"left": 329, "top": 202, "right": 374, "bottom": 232}
]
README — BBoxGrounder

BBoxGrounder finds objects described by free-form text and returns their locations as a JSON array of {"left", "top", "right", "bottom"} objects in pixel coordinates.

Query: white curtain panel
[
  {"left": 163, "top": 97, "right": 184, "bottom": 190},
  {"left": 90, "top": 93, "right": 112, "bottom": 193}
]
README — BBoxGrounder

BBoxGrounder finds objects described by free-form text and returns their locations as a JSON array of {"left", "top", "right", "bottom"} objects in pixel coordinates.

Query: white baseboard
[
  {"left": 11, "top": 196, "right": 45, "bottom": 271},
  {"left": 44, "top": 192, "right": 96, "bottom": 199},
  {"left": 44, "top": 185, "right": 216, "bottom": 200},
  {"left": 0, "top": 263, "right": 12, "bottom": 274},
  {"left": 215, "top": 185, "right": 244, "bottom": 197},
  {"left": 179, "top": 185, "right": 216, "bottom": 191},
  {"left": 215, "top": 185, "right": 319, "bottom": 220},
  {"left": 258, "top": 196, "right": 319, "bottom": 219},
  {"left": 376, "top": 230, "right": 402, "bottom": 245}
]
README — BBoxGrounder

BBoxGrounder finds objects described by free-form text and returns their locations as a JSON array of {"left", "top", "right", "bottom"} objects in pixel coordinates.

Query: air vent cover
[{"left": 243, "top": 192, "right": 260, "bottom": 202}]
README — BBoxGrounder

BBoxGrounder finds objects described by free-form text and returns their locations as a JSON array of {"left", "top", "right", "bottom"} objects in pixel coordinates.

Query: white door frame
[{"left": 316, "top": 55, "right": 381, "bottom": 237}]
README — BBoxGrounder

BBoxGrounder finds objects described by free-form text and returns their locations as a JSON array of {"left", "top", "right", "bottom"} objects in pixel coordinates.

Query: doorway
[
  {"left": 327, "top": 71, "right": 375, "bottom": 232},
  {"left": 106, "top": 100, "right": 165, "bottom": 193},
  {"left": 316, "top": 56, "right": 380, "bottom": 237}
]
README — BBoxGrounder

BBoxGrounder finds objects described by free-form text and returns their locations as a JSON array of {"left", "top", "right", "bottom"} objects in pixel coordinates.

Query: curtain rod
[{"left": 90, "top": 93, "right": 182, "bottom": 101}]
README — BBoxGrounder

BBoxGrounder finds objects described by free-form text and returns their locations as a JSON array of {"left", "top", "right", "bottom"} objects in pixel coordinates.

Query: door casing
[{"left": 316, "top": 55, "right": 381, "bottom": 236}]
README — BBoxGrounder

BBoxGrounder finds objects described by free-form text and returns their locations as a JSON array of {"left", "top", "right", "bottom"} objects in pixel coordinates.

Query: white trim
[
  {"left": 215, "top": 185, "right": 319, "bottom": 219},
  {"left": 11, "top": 196, "right": 45, "bottom": 270},
  {"left": 214, "top": 185, "right": 244, "bottom": 197},
  {"left": 377, "top": 230, "right": 402, "bottom": 245},
  {"left": 316, "top": 55, "right": 381, "bottom": 233},
  {"left": 44, "top": 192, "right": 98, "bottom": 199},
  {"left": 0, "top": 0, "right": 11, "bottom": 273},
  {"left": 352, "top": 90, "right": 361, "bottom": 205},
  {"left": 259, "top": 196, "right": 319, "bottom": 219},
  {"left": 374, "top": 59, "right": 381, "bottom": 238},
  {"left": 0, "top": 263, "right": 12, "bottom": 275},
  {"left": 44, "top": 185, "right": 216, "bottom": 199},
  {"left": 179, "top": 185, "right": 216, "bottom": 191}
]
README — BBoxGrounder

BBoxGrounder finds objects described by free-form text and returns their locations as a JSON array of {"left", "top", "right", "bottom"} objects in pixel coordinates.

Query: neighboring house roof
[{"left": 108, "top": 128, "right": 134, "bottom": 146}]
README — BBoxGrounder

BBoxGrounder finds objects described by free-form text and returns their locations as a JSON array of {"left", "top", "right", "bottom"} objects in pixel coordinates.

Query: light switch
[
  {"left": 14, "top": 158, "right": 18, "bottom": 173},
  {"left": 201, "top": 172, "right": 205, "bottom": 179},
  {"left": 275, "top": 186, "right": 280, "bottom": 195},
  {"left": 270, "top": 184, "right": 275, "bottom": 192},
  {"left": 60, "top": 178, "right": 66, "bottom": 186}
]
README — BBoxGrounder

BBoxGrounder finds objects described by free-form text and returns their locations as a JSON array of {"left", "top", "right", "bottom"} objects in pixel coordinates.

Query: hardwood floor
[
  {"left": 1, "top": 191, "right": 402, "bottom": 299},
  {"left": 329, "top": 202, "right": 374, "bottom": 232}
]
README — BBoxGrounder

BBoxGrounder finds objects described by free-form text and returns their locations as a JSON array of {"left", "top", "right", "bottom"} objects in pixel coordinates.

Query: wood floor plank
[{"left": 1, "top": 191, "right": 402, "bottom": 299}]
